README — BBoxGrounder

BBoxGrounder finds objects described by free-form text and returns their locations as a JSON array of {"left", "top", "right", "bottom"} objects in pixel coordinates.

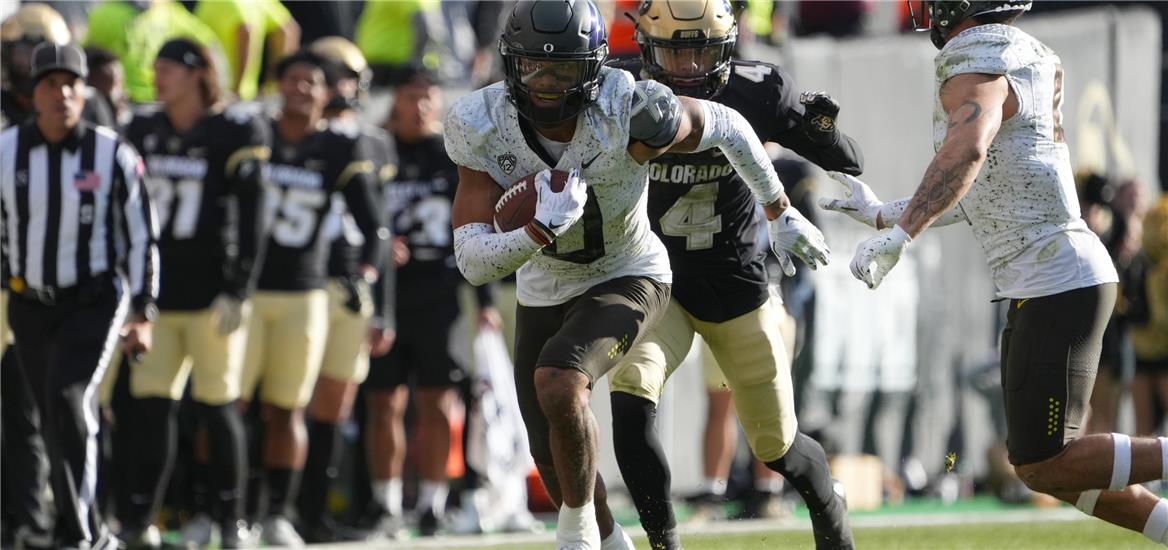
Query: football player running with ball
[
  {"left": 444, "top": 1, "right": 829, "bottom": 548},
  {"left": 821, "top": 1, "right": 1168, "bottom": 545},
  {"left": 605, "top": 1, "right": 863, "bottom": 548}
]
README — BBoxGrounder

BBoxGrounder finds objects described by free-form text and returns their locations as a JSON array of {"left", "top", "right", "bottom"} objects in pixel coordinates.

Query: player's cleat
[
  {"left": 809, "top": 480, "right": 854, "bottom": 550},
  {"left": 120, "top": 524, "right": 161, "bottom": 549},
  {"left": 259, "top": 515, "right": 305, "bottom": 548},
  {"left": 731, "top": 489, "right": 793, "bottom": 520},
  {"left": 368, "top": 513, "right": 409, "bottom": 542},
  {"left": 418, "top": 508, "right": 446, "bottom": 537},
  {"left": 179, "top": 513, "right": 216, "bottom": 549},
  {"left": 682, "top": 490, "right": 725, "bottom": 523},
  {"left": 300, "top": 517, "right": 369, "bottom": 544},
  {"left": 219, "top": 519, "right": 257, "bottom": 549}
]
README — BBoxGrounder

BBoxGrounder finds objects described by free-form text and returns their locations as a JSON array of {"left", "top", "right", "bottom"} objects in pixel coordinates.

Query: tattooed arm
[{"left": 898, "top": 73, "right": 1011, "bottom": 238}]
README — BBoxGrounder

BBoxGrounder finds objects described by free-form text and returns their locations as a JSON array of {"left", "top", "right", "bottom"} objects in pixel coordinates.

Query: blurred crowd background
[{"left": 2, "top": 0, "right": 1167, "bottom": 541}]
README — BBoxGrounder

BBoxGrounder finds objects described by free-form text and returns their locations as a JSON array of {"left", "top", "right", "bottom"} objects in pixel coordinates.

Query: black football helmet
[
  {"left": 500, "top": 0, "right": 609, "bottom": 127},
  {"left": 907, "top": 1, "right": 1032, "bottom": 49}
]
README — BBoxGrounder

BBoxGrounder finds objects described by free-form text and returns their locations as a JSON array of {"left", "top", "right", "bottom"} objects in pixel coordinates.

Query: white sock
[
  {"left": 557, "top": 499, "right": 600, "bottom": 547},
  {"left": 372, "top": 478, "right": 403, "bottom": 516},
  {"left": 755, "top": 477, "right": 784, "bottom": 494},
  {"left": 600, "top": 522, "right": 635, "bottom": 550},
  {"left": 1143, "top": 498, "right": 1168, "bottom": 544},
  {"left": 701, "top": 477, "right": 727, "bottom": 496},
  {"left": 417, "top": 480, "right": 449, "bottom": 515}
]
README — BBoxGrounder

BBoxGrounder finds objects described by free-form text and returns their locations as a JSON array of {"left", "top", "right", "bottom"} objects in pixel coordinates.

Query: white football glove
[
  {"left": 818, "top": 172, "right": 883, "bottom": 228},
  {"left": 850, "top": 225, "right": 912, "bottom": 289},
  {"left": 768, "top": 206, "right": 830, "bottom": 277},
  {"left": 210, "top": 293, "right": 246, "bottom": 336},
  {"left": 532, "top": 168, "right": 587, "bottom": 238}
]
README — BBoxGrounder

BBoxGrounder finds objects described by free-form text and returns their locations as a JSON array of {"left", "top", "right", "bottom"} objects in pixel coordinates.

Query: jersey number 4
[
  {"left": 661, "top": 182, "right": 722, "bottom": 250},
  {"left": 270, "top": 187, "right": 327, "bottom": 247},
  {"left": 146, "top": 177, "right": 203, "bottom": 240}
]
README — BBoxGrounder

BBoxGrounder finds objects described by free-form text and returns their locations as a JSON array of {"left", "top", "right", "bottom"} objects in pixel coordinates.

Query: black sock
[
  {"left": 196, "top": 402, "right": 247, "bottom": 526},
  {"left": 244, "top": 404, "right": 266, "bottom": 521},
  {"left": 610, "top": 392, "right": 678, "bottom": 550},
  {"left": 298, "top": 419, "right": 341, "bottom": 527},
  {"left": 123, "top": 397, "right": 177, "bottom": 530},
  {"left": 266, "top": 467, "right": 302, "bottom": 518},
  {"left": 765, "top": 432, "right": 835, "bottom": 513}
]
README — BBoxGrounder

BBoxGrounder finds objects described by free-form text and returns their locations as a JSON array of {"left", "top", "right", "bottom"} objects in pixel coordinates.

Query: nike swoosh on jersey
[{"left": 582, "top": 152, "right": 603, "bottom": 169}]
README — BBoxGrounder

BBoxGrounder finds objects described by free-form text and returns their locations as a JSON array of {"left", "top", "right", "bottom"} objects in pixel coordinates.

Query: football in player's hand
[{"left": 494, "top": 169, "right": 570, "bottom": 232}]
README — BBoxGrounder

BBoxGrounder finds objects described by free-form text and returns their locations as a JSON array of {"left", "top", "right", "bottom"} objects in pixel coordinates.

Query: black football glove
[
  {"left": 799, "top": 91, "right": 841, "bottom": 146},
  {"left": 340, "top": 276, "right": 373, "bottom": 315}
]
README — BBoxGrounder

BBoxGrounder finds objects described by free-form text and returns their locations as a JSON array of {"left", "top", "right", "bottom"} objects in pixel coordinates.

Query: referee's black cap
[{"left": 31, "top": 41, "right": 87, "bottom": 84}]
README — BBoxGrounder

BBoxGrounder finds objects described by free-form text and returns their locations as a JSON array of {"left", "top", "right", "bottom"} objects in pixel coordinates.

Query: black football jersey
[
  {"left": 126, "top": 106, "right": 270, "bottom": 310},
  {"left": 258, "top": 118, "right": 385, "bottom": 291},
  {"left": 326, "top": 123, "right": 397, "bottom": 279},
  {"left": 612, "top": 58, "right": 865, "bottom": 322},
  {"left": 386, "top": 134, "right": 460, "bottom": 310}
]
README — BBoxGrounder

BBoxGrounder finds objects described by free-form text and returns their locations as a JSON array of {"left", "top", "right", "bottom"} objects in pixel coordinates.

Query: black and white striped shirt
[{"left": 0, "top": 120, "right": 159, "bottom": 310}]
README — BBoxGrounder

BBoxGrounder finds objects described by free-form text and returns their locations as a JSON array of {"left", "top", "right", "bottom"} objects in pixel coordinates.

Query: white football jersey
[
  {"left": 445, "top": 67, "right": 671, "bottom": 306},
  {"left": 934, "top": 24, "right": 1116, "bottom": 298}
]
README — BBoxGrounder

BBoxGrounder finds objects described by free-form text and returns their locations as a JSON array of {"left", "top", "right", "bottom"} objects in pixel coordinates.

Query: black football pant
[
  {"left": 1, "top": 345, "right": 53, "bottom": 543},
  {"left": 7, "top": 281, "right": 123, "bottom": 547}
]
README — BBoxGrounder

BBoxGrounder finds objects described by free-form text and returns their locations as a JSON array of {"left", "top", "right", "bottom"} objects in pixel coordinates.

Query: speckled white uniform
[
  {"left": 934, "top": 24, "right": 1116, "bottom": 299},
  {"left": 445, "top": 67, "right": 671, "bottom": 306}
]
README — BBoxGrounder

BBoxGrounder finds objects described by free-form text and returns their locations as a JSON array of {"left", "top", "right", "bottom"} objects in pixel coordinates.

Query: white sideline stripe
[{"left": 315, "top": 507, "right": 1091, "bottom": 549}]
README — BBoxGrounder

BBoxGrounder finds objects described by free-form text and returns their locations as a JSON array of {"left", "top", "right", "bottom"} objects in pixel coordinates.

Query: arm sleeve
[
  {"left": 113, "top": 141, "right": 159, "bottom": 311},
  {"left": 453, "top": 223, "right": 542, "bottom": 286},
  {"left": 695, "top": 99, "right": 784, "bottom": 204},
  {"left": 771, "top": 124, "right": 865, "bottom": 176},
  {"left": 878, "top": 196, "right": 968, "bottom": 228},
  {"left": 474, "top": 281, "right": 496, "bottom": 308},
  {"left": 338, "top": 161, "right": 388, "bottom": 270},
  {"left": 223, "top": 122, "right": 271, "bottom": 299}
]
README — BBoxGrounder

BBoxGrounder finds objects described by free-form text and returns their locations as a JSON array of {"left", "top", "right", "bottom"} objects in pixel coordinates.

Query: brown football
[{"left": 494, "top": 169, "right": 570, "bottom": 232}]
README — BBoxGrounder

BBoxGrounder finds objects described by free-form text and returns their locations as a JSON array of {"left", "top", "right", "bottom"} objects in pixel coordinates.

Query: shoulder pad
[
  {"left": 629, "top": 79, "right": 682, "bottom": 149},
  {"left": 324, "top": 118, "right": 361, "bottom": 141},
  {"left": 222, "top": 101, "right": 267, "bottom": 126},
  {"left": 937, "top": 25, "right": 1048, "bottom": 82},
  {"left": 442, "top": 87, "right": 497, "bottom": 172}
]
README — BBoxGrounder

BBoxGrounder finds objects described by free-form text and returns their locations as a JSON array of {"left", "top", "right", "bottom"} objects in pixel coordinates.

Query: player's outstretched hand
[
  {"left": 819, "top": 172, "right": 884, "bottom": 228},
  {"left": 533, "top": 168, "right": 587, "bottom": 238},
  {"left": 769, "top": 206, "right": 830, "bottom": 276},
  {"left": 850, "top": 225, "right": 911, "bottom": 289},
  {"left": 211, "top": 293, "right": 245, "bottom": 336},
  {"left": 799, "top": 91, "right": 841, "bottom": 145}
]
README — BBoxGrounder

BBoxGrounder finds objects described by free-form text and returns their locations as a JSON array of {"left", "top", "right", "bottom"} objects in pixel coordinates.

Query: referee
[{"left": 0, "top": 42, "right": 159, "bottom": 550}]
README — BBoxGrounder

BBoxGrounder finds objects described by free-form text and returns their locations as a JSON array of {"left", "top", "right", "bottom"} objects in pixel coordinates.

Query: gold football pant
[
  {"left": 318, "top": 279, "right": 373, "bottom": 384},
  {"left": 609, "top": 295, "right": 798, "bottom": 461},
  {"left": 130, "top": 307, "right": 250, "bottom": 405},
  {"left": 241, "top": 290, "right": 329, "bottom": 409}
]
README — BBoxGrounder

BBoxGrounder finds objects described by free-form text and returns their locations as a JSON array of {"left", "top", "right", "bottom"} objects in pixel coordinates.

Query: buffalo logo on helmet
[
  {"left": 497, "top": 153, "right": 518, "bottom": 175},
  {"left": 808, "top": 113, "right": 835, "bottom": 133}
]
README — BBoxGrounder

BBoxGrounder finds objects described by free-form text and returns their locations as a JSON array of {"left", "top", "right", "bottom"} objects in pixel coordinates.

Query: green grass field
[{"left": 444, "top": 520, "right": 1156, "bottom": 550}]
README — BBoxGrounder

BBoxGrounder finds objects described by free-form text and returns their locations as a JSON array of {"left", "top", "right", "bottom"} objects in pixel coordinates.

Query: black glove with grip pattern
[{"left": 800, "top": 91, "right": 841, "bottom": 146}]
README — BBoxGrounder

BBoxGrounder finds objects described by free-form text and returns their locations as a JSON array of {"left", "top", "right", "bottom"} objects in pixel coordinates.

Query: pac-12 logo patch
[{"left": 497, "top": 153, "right": 517, "bottom": 175}]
